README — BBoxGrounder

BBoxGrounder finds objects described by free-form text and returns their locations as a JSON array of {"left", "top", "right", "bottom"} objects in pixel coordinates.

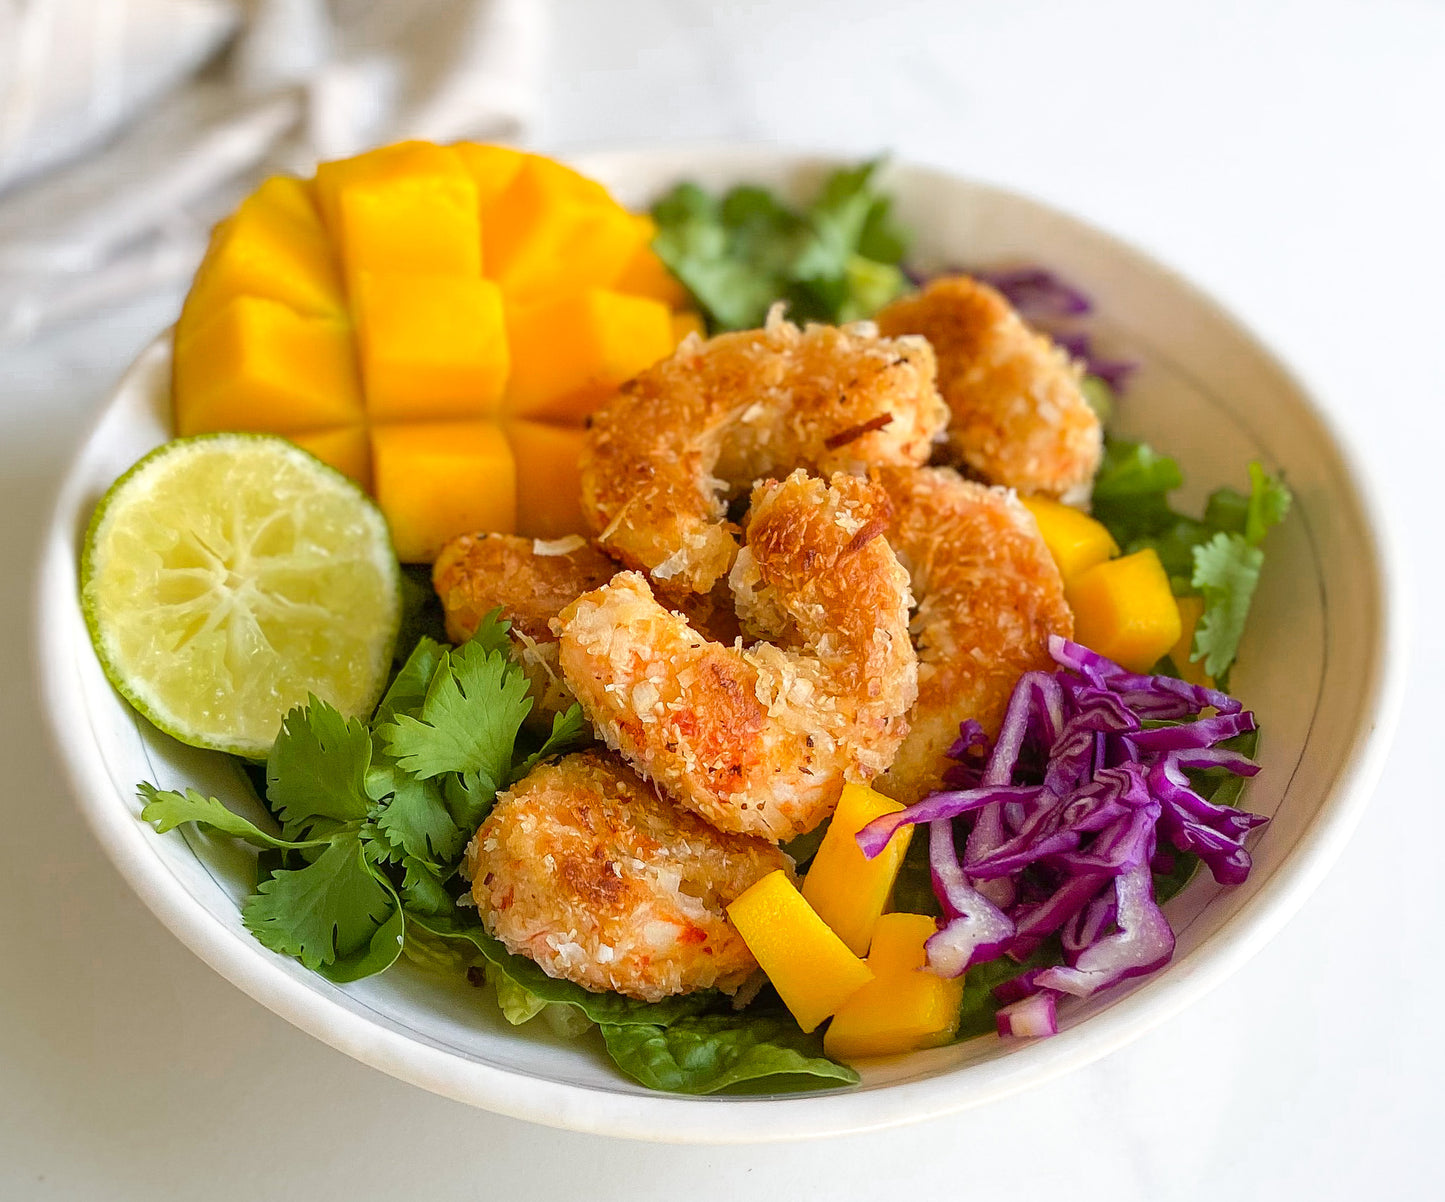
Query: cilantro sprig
[
  {"left": 650, "top": 158, "right": 909, "bottom": 332},
  {"left": 138, "top": 614, "right": 588, "bottom": 981},
  {"left": 1091, "top": 434, "right": 1292, "bottom": 682}
]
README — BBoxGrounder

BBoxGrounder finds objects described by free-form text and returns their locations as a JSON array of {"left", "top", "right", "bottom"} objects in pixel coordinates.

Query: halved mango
[
  {"left": 174, "top": 297, "right": 362, "bottom": 436},
  {"left": 505, "top": 421, "right": 588, "bottom": 539},
  {"left": 1069, "top": 548, "right": 1182, "bottom": 672},
  {"left": 727, "top": 869, "right": 874, "bottom": 1034},
  {"left": 451, "top": 141, "right": 525, "bottom": 210},
  {"left": 315, "top": 141, "right": 481, "bottom": 279},
  {"left": 614, "top": 215, "right": 691, "bottom": 308},
  {"left": 371, "top": 423, "right": 517, "bottom": 562},
  {"left": 483, "top": 155, "right": 646, "bottom": 301},
  {"left": 823, "top": 913, "right": 963, "bottom": 1061},
  {"left": 801, "top": 783, "right": 913, "bottom": 957},
  {"left": 504, "top": 288, "right": 674, "bottom": 421},
  {"left": 177, "top": 177, "right": 344, "bottom": 342},
  {"left": 352, "top": 272, "right": 508, "bottom": 421},
  {"left": 290, "top": 426, "right": 372, "bottom": 491}
]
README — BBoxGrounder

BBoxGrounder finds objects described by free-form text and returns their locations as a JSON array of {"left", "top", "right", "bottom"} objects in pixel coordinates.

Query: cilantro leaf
[
  {"left": 443, "top": 772, "right": 497, "bottom": 832},
  {"left": 1245, "top": 461, "right": 1292, "bottom": 546},
  {"left": 137, "top": 784, "right": 328, "bottom": 851},
  {"left": 370, "top": 765, "right": 465, "bottom": 866},
  {"left": 242, "top": 830, "right": 398, "bottom": 971},
  {"left": 1091, "top": 438, "right": 1185, "bottom": 542},
  {"left": 1191, "top": 532, "right": 1265, "bottom": 678},
  {"left": 397, "top": 856, "right": 457, "bottom": 918},
  {"left": 650, "top": 159, "right": 908, "bottom": 332},
  {"left": 599, "top": 1011, "right": 858, "bottom": 1095},
  {"left": 266, "top": 698, "right": 372, "bottom": 841},
  {"left": 375, "top": 635, "right": 446, "bottom": 726},
  {"left": 510, "top": 702, "right": 589, "bottom": 785},
  {"left": 465, "top": 608, "right": 515, "bottom": 658},
  {"left": 379, "top": 639, "right": 532, "bottom": 787},
  {"left": 315, "top": 897, "right": 406, "bottom": 984}
]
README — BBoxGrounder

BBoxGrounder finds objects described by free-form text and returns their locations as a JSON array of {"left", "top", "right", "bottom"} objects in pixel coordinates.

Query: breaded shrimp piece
[
  {"left": 581, "top": 306, "right": 949, "bottom": 594},
  {"left": 557, "top": 471, "right": 917, "bottom": 842},
  {"left": 467, "top": 751, "right": 790, "bottom": 1001},
  {"left": 871, "top": 465, "right": 1074, "bottom": 804},
  {"left": 876, "top": 276, "right": 1102, "bottom": 500},
  {"left": 433, "top": 533, "right": 620, "bottom": 724}
]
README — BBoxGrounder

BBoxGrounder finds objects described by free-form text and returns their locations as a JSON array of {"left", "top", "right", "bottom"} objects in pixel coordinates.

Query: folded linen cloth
[{"left": 0, "top": 0, "right": 544, "bottom": 345}]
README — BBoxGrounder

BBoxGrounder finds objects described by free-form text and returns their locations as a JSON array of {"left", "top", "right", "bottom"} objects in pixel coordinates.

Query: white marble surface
[{"left": 2, "top": 1, "right": 1441, "bottom": 1197}]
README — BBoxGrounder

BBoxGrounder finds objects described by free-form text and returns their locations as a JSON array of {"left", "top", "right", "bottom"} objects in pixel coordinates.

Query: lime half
[{"left": 82, "top": 434, "right": 402, "bottom": 758}]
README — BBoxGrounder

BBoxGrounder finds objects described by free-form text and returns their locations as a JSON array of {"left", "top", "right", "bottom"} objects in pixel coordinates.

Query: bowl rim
[{"left": 33, "top": 147, "right": 1409, "bottom": 1143}]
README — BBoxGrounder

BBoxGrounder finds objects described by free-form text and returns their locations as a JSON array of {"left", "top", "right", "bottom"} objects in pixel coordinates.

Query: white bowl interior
[{"left": 36, "top": 150, "right": 1401, "bottom": 1141}]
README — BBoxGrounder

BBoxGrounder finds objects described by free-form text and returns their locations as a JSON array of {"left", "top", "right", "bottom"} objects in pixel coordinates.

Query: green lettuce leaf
[{"left": 599, "top": 1012, "right": 859, "bottom": 1095}]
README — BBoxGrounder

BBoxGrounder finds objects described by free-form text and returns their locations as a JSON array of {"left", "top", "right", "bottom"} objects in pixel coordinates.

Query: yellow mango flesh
[
  {"left": 727, "top": 870, "right": 874, "bottom": 1034},
  {"left": 823, "top": 913, "right": 963, "bottom": 1061},
  {"left": 671, "top": 310, "right": 706, "bottom": 344},
  {"left": 505, "top": 421, "right": 588, "bottom": 539},
  {"left": 483, "top": 155, "right": 647, "bottom": 301},
  {"left": 1069, "top": 548, "right": 1182, "bottom": 672},
  {"left": 614, "top": 216, "right": 692, "bottom": 308},
  {"left": 176, "top": 177, "right": 344, "bottom": 341},
  {"left": 1169, "top": 595, "right": 1214, "bottom": 686},
  {"left": 172, "top": 143, "right": 697, "bottom": 559},
  {"left": 289, "top": 427, "right": 372, "bottom": 491},
  {"left": 801, "top": 783, "right": 912, "bottom": 957},
  {"left": 316, "top": 141, "right": 481, "bottom": 279},
  {"left": 504, "top": 288, "right": 674, "bottom": 422},
  {"left": 174, "top": 297, "right": 362, "bottom": 436},
  {"left": 353, "top": 272, "right": 508, "bottom": 421},
  {"left": 371, "top": 423, "right": 517, "bottom": 562},
  {"left": 1021, "top": 495, "right": 1119, "bottom": 584},
  {"left": 451, "top": 141, "right": 525, "bottom": 208}
]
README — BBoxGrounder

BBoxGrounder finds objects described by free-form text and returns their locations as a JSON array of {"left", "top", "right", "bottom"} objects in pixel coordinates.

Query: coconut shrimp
[
  {"left": 556, "top": 470, "right": 917, "bottom": 842},
  {"left": 580, "top": 306, "right": 949, "bottom": 594},
  {"left": 433, "top": 533, "right": 621, "bottom": 724},
  {"left": 875, "top": 276, "right": 1102, "bottom": 500},
  {"left": 871, "top": 465, "right": 1074, "bottom": 804},
  {"left": 467, "top": 750, "right": 790, "bottom": 1001}
]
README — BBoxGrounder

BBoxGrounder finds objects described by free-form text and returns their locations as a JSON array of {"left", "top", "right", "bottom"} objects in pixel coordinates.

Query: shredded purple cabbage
[{"left": 857, "top": 636, "right": 1269, "bottom": 1038}]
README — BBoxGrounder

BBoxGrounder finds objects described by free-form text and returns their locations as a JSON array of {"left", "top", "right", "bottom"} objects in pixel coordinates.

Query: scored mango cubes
[{"left": 171, "top": 143, "right": 701, "bottom": 560}]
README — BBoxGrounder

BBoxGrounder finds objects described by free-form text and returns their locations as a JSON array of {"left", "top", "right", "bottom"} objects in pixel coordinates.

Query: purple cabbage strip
[{"left": 855, "top": 636, "right": 1269, "bottom": 1037}]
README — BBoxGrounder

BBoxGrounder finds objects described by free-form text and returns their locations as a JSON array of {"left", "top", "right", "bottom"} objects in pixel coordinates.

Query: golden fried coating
[
  {"left": 433, "top": 533, "right": 622, "bottom": 724},
  {"left": 580, "top": 307, "right": 949, "bottom": 594},
  {"left": 557, "top": 471, "right": 917, "bottom": 842},
  {"left": 434, "top": 533, "right": 619, "bottom": 645},
  {"left": 876, "top": 276, "right": 1102, "bottom": 500},
  {"left": 872, "top": 466, "right": 1074, "bottom": 804},
  {"left": 467, "top": 751, "right": 790, "bottom": 1001}
]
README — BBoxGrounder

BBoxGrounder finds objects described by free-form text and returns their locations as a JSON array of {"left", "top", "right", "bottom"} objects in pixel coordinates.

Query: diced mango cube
[
  {"left": 823, "top": 913, "right": 963, "bottom": 1061},
  {"left": 315, "top": 141, "right": 481, "bottom": 279},
  {"left": 176, "top": 177, "right": 344, "bottom": 341},
  {"left": 451, "top": 141, "right": 525, "bottom": 209},
  {"left": 801, "top": 783, "right": 913, "bottom": 957},
  {"left": 371, "top": 423, "right": 517, "bottom": 562},
  {"left": 613, "top": 215, "right": 691, "bottom": 309},
  {"left": 1169, "top": 595, "right": 1214, "bottom": 686},
  {"left": 503, "top": 288, "right": 673, "bottom": 421},
  {"left": 352, "top": 273, "right": 509, "bottom": 421},
  {"left": 1068, "top": 548, "right": 1182, "bottom": 672},
  {"left": 670, "top": 310, "right": 706, "bottom": 346},
  {"left": 290, "top": 427, "right": 372, "bottom": 491},
  {"left": 727, "top": 870, "right": 874, "bottom": 1034},
  {"left": 1021, "top": 495, "right": 1119, "bottom": 584},
  {"left": 483, "top": 155, "right": 647, "bottom": 301},
  {"left": 506, "top": 421, "right": 588, "bottom": 539},
  {"left": 174, "top": 297, "right": 362, "bottom": 436}
]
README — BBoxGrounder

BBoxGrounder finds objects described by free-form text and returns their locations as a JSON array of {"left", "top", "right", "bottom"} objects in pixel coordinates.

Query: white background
[{"left": 3, "top": 1, "right": 1442, "bottom": 1197}]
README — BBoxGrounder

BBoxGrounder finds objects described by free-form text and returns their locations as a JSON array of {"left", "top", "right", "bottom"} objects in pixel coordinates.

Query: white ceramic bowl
[{"left": 35, "top": 149, "right": 1404, "bottom": 1142}]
